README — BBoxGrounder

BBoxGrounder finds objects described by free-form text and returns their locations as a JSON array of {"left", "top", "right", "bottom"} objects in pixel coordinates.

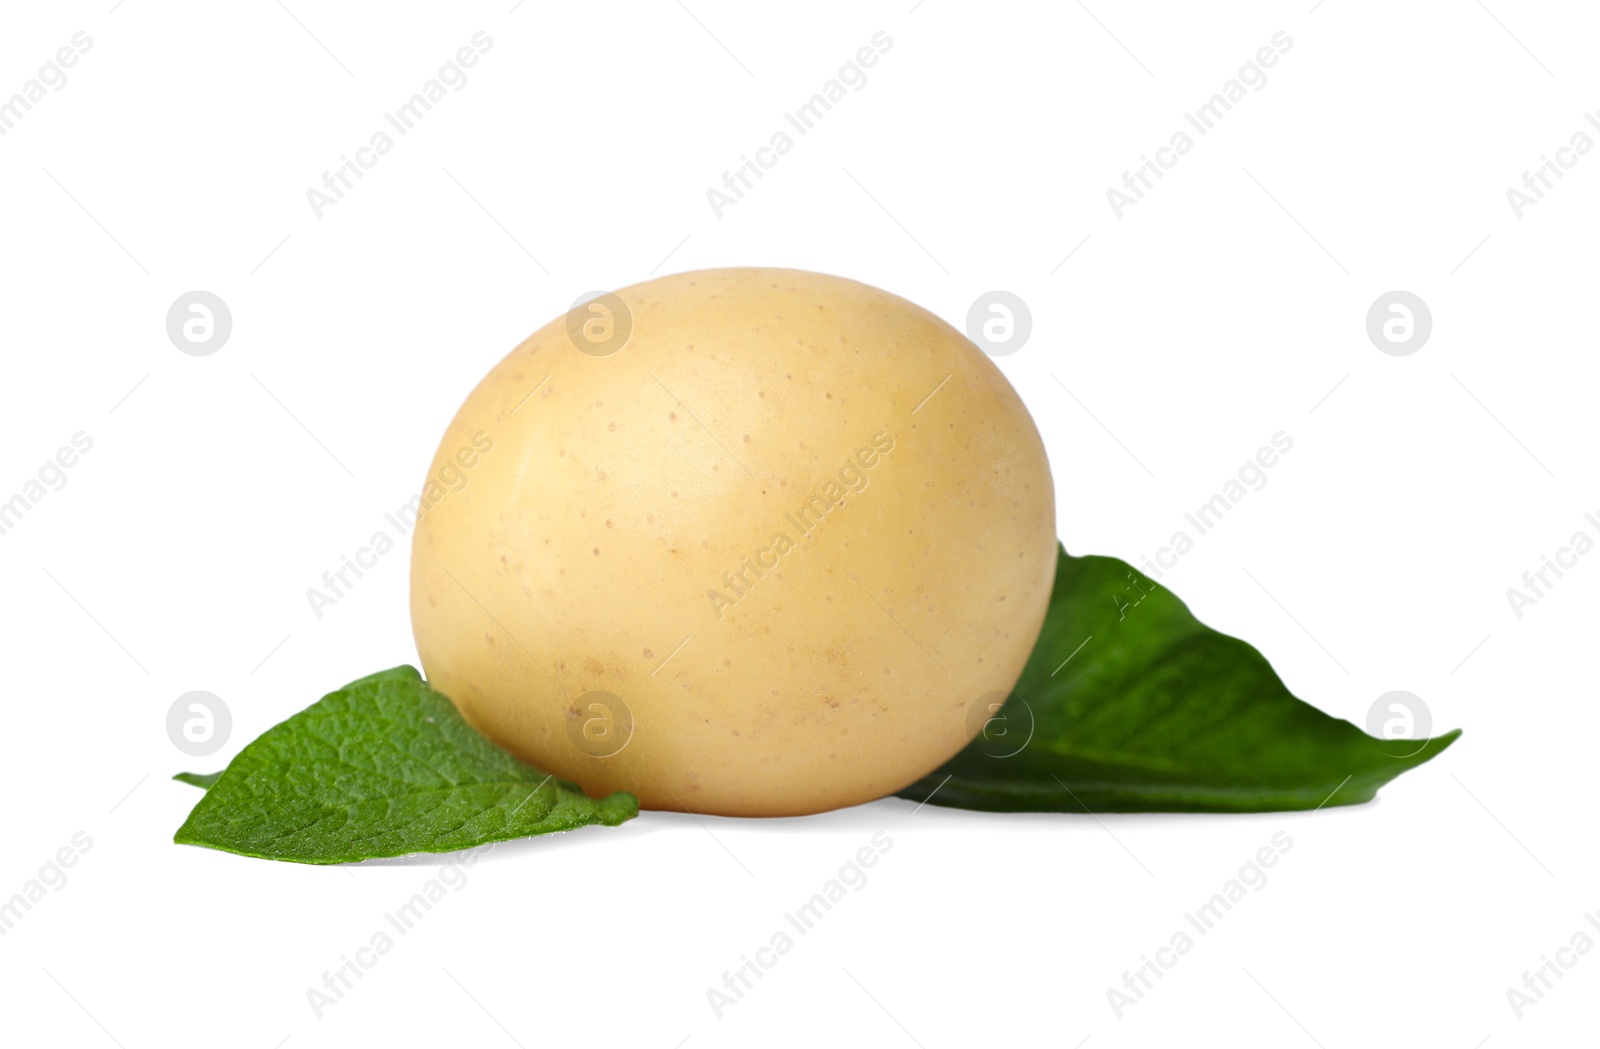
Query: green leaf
[
  {"left": 898, "top": 546, "right": 1460, "bottom": 813},
  {"left": 174, "top": 666, "right": 637, "bottom": 864},
  {"left": 173, "top": 771, "right": 223, "bottom": 790}
]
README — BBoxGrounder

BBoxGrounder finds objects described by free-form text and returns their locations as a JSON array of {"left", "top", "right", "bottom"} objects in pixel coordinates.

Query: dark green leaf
[
  {"left": 898, "top": 547, "right": 1460, "bottom": 813},
  {"left": 173, "top": 771, "right": 223, "bottom": 790},
  {"left": 174, "top": 666, "right": 637, "bottom": 863}
]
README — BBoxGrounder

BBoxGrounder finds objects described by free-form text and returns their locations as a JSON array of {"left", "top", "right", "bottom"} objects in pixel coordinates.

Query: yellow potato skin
[{"left": 410, "top": 268, "right": 1055, "bottom": 816}]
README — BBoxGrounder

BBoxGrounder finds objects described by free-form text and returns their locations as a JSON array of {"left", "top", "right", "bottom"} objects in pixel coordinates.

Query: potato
[{"left": 410, "top": 268, "right": 1055, "bottom": 816}]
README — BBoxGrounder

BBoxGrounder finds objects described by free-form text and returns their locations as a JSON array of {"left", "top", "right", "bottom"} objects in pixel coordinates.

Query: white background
[{"left": 1, "top": 1, "right": 1594, "bottom": 1046}]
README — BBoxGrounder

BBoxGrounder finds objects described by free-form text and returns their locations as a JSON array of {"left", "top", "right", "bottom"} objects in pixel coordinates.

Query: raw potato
[{"left": 410, "top": 268, "right": 1056, "bottom": 816}]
